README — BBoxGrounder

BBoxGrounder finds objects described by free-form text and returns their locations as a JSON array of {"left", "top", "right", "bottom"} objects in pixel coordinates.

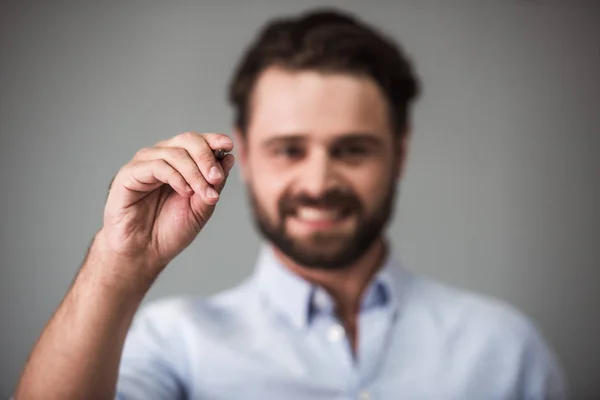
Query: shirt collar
[{"left": 253, "top": 242, "right": 410, "bottom": 330}]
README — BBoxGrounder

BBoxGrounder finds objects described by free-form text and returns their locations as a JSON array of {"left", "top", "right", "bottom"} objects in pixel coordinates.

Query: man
[{"left": 15, "top": 8, "right": 566, "bottom": 400}]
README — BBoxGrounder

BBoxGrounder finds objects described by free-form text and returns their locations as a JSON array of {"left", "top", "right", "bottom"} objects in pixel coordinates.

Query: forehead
[{"left": 246, "top": 66, "right": 392, "bottom": 142}]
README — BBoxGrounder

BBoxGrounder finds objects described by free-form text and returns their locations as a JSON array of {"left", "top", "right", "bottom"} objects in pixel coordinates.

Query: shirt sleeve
[
  {"left": 115, "top": 301, "right": 188, "bottom": 400},
  {"left": 517, "top": 321, "right": 569, "bottom": 400}
]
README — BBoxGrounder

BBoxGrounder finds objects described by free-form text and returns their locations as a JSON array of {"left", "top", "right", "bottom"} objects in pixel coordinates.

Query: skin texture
[
  {"left": 13, "top": 67, "right": 409, "bottom": 398},
  {"left": 14, "top": 132, "right": 235, "bottom": 399},
  {"left": 236, "top": 66, "right": 409, "bottom": 349}
]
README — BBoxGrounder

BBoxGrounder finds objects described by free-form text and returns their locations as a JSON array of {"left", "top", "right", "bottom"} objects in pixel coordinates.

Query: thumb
[
  {"left": 189, "top": 153, "right": 235, "bottom": 223},
  {"left": 214, "top": 154, "right": 235, "bottom": 194}
]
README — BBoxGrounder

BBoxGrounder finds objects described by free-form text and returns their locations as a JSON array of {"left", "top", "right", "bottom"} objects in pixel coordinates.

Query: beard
[{"left": 247, "top": 179, "right": 398, "bottom": 271}]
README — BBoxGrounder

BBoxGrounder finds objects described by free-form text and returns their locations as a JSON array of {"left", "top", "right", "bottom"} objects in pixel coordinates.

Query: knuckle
[
  {"left": 117, "top": 166, "right": 137, "bottom": 187},
  {"left": 190, "top": 168, "right": 205, "bottom": 181},
  {"left": 153, "top": 138, "right": 168, "bottom": 147},
  {"left": 116, "top": 162, "right": 134, "bottom": 179},
  {"left": 179, "top": 131, "right": 198, "bottom": 141},
  {"left": 166, "top": 168, "right": 181, "bottom": 181},
  {"left": 198, "top": 149, "right": 217, "bottom": 165},
  {"left": 166, "top": 147, "right": 189, "bottom": 160},
  {"left": 133, "top": 147, "right": 150, "bottom": 159},
  {"left": 151, "top": 158, "right": 167, "bottom": 169}
]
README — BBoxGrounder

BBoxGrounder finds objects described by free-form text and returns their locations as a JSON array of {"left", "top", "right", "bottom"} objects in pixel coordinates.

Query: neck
[{"left": 272, "top": 238, "right": 388, "bottom": 323}]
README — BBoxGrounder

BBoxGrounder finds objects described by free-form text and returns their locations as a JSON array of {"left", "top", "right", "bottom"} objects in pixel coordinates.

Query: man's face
[{"left": 237, "top": 66, "right": 407, "bottom": 270}]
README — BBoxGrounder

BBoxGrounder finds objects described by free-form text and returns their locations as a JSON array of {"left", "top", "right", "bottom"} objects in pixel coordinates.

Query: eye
[
  {"left": 274, "top": 144, "right": 305, "bottom": 159},
  {"left": 332, "top": 144, "right": 370, "bottom": 158}
]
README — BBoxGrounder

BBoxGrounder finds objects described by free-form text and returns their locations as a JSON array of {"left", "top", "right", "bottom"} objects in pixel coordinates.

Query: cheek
[
  {"left": 248, "top": 162, "right": 288, "bottom": 215},
  {"left": 347, "top": 165, "right": 393, "bottom": 211}
]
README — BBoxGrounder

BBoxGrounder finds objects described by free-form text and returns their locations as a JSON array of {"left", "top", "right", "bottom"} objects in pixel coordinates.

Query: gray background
[{"left": 1, "top": 0, "right": 599, "bottom": 398}]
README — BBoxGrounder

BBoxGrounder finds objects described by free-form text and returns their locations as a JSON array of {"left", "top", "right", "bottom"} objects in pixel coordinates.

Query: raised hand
[{"left": 101, "top": 131, "right": 235, "bottom": 274}]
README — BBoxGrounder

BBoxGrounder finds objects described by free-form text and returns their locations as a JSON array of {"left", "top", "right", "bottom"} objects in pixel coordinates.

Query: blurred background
[{"left": 1, "top": 0, "right": 599, "bottom": 398}]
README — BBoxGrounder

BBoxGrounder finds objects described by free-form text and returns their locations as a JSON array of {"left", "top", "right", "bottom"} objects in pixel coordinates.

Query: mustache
[{"left": 278, "top": 189, "right": 362, "bottom": 216}]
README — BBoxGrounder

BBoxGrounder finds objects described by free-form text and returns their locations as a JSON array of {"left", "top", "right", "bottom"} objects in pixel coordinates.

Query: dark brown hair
[{"left": 228, "top": 8, "right": 421, "bottom": 137}]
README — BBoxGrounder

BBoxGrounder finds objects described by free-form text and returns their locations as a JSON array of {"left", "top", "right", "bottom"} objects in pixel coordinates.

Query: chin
[
  {"left": 278, "top": 237, "right": 368, "bottom": 270},
  {"left": 253, "top": 206, "right": 386, "bottom": 270}
]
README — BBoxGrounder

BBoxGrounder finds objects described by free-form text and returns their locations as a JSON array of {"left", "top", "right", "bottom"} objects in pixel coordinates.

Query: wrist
[{"left": 81, "top": 230, "right": 162, "bottom": 297}]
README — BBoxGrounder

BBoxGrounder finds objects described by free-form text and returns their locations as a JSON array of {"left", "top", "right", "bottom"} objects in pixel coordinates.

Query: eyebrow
[
  {"left": 261, "top": 134, "right": 306, "bottom": 148},
  {"left": 261, "top": 132, "right": 384, "bottom": 148},
  {"left": 333, "top": 133, "right": 384, "bottom": 148}
]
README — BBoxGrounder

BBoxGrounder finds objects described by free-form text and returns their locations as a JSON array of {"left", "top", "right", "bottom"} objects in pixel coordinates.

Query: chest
[{"left": 182, "top": 315, "right": 516, "bottom": 400}]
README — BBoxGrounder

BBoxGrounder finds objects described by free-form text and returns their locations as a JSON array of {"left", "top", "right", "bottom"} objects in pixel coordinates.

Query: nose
[{"left": 297, "top": 148, "right": 337, "bottom": 198}]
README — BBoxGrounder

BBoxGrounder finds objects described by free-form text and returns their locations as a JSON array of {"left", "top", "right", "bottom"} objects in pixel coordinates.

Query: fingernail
[
  {"left": 209, "top": 166, "right": 223, "bottom": 180},
  {"left": 206, "top": 186, "right": 219, "bottom": 199}
]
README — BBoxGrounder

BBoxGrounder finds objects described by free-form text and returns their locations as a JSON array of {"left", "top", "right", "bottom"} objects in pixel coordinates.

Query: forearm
[{"left": 14, "top": 232, "right": 154, "bottom": 400}]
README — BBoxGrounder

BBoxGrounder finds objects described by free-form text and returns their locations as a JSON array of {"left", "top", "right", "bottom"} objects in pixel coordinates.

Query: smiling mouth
[{"left": 289, "top": 206, "right": 354, "bottom": 224}]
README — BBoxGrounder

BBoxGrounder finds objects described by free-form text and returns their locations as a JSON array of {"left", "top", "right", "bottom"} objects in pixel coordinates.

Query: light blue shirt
[{"left": 116, "top": 244, "right": 567, "bottom": 399}]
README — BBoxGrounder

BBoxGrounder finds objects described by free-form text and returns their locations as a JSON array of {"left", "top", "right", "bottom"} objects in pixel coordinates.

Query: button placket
[
  {"left": 311, "top": 288, "right": 356, "bottom": 378},
  {"left": 327, "top": 323, "right": 345, "bottom": 343}
]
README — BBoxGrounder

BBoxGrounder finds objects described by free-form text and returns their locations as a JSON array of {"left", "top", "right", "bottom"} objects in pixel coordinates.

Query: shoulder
[
  {"left": 116, "top": 281, "right": 258, "bottom": 397},
  {"left": 400, "top": 271, "right": 558, "bottom": 364},
  {"left": 404, "top": 273, "right": 568, "bottom": 398},
  {"left": 406, "top": 274, "right": 538, "bottom": 343},
  {"left": 132, "top": 277, "right": 258, "bottom": 335}
]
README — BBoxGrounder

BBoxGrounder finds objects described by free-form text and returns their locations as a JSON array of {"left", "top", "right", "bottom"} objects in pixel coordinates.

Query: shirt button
[
  {"left": 358, "top": 391, "right": 371, "bottom": 400},
  {"left": 313, "top": 290, "right": 329, "bottom": 309},
  {"left": 327, "top": 324, "right": 345, "bottom": 342}
]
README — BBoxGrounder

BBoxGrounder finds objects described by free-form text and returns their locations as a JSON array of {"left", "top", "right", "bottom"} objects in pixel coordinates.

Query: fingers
[
  {"left": 214, "top": 153, "right": 235, "bottom": 193},
  {"left": 221, "top": 153, "right": 236, "bottom": 176},
  {"left": 133, "top": 146, "right": 218, "bottom": 202},
  {"left": 197, "top": 132, "right": 235, "bottom": 152},
  {"left": 165, "top": 132, "right": 233, "bottom": 189},
  {"left": 123, "top": 159, "right": 195, "bottom": 198},
  {"left": 128, "top": 132, "right": 235, "bottom": 204}
]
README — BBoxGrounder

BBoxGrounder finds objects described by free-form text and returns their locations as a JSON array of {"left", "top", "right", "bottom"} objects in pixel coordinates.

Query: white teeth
[{"left": 297, "top": 207, "right": 340, "bottom": 221}]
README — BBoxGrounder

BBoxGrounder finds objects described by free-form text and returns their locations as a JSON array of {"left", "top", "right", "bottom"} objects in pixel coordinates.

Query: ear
[
  {"left": 233, "top": 128, "right": 249, "bottom": 183},
  {"left": 393, "top": 130, "right": 411, "bottom": 180}
]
